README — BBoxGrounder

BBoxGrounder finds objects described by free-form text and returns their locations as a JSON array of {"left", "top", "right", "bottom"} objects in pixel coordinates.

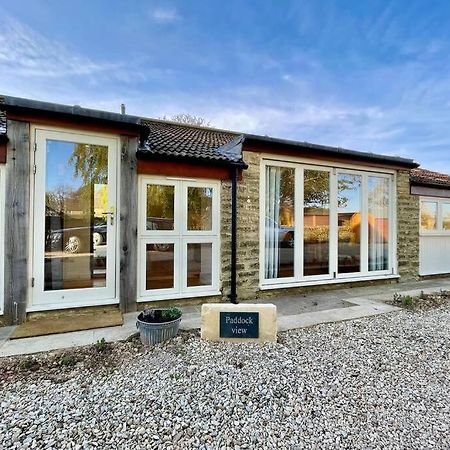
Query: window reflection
[
  {"left": 146, "top": 184, "right": 175, "bottom": 231},
  {"left": 44, "top": 140, "right": 108, "bottom": 291},
  {"left": 265, "top": 166, "right": 295, "bottom": 279},
  {"left": 338, "top": 174, "right": 362, "bottom": 273},
  {"left": 421, "top": 201, "right": 438, "bottom": 230},
  {"left": 443, "top": 204, "right": 450, "bottom": 230},
  {"left": 187, "top": 243, "right": 212, "bottom": 286},
  {"left": 187, "top": 187, "right": 213, "bottom": 230},
  {"left": 368, "top": 176, "right": 389, "bottom": 271},
  {"left": 146, "top": 243, "right": 174, "bottom": 290},
  {"left": 304, "top": 170, "right": 329, "bottom": 276}
]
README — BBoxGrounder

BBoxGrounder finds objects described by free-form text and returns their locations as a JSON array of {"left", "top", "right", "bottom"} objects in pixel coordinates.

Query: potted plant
[{"left": 136, "top": 307, "right": 183, "bottom": 345}]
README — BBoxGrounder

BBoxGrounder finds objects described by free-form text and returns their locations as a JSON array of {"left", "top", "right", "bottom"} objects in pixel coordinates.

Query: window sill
[{"left": 260, "top": 274, "right": 399, "bottom": 290}]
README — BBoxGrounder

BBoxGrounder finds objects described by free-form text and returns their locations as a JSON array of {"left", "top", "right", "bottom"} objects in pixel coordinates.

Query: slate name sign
[{"left": 219, "top": 312, "right": 259, "bottom": 338}]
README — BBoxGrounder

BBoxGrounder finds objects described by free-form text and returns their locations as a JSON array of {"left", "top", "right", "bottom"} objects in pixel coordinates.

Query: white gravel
[{"left": 1, "top": 305, "right": 449, "bottom": 450}]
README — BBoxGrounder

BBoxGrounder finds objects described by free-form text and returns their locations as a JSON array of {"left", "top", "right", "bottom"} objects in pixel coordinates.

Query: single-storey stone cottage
[{"left": 0, "top": 95, "right": 448, "bottom": 326}]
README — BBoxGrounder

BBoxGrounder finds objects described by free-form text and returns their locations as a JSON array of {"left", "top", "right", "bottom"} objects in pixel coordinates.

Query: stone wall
[
  {"left": 235, "top": 151, "right": 261, "bottom": 300},
  {"left": 396, "top": 170, "right": 420, "bottom": 280}
]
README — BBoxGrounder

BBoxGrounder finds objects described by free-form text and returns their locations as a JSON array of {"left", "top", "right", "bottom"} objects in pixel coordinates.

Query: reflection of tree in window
[
  {"left": 188, "top": 187, "right": 213, "bottom": 230},
  {"left": 338, "top": 174, "right": 361, "bottom": 273},
  {"left": 368, "top": 177, "right": 389, "bottom": 271},
  {"left": 304, "top": 170, "right": 330, "bottom": 275},
  {"left": 421, "top": 202, "right": 437, "bottom": 230},
  {"left": 69, "top": 144, "right": 108, "bottom": 217},
  {"left": 278, "top": 169, "right": 295, "bottom": 226},
  {"left": 146, "top": 185, "right": 175, "bottom": 230},
  {"left": 443, "top": 204, "right": 450, "bottom": 230}
]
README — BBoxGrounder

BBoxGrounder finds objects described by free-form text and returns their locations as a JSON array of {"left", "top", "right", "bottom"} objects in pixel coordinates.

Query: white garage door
[{"left": 419, "top": 197, "right": 450, "bottom": 275}]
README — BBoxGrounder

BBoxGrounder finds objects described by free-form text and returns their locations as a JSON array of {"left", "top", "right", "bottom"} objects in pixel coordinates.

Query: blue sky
[{"left": 1, "top": 1, "right": 450, "bottom": 172}]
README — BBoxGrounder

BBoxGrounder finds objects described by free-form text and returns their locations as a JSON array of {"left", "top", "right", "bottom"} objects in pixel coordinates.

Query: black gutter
[
  {"left": 0, "top": 95, "right": 150, "bottom": 143},
  {"left": 1, "top": 95, "right": 142, "bottom": 126},
  {"left": 244, "top": 134, "right": 419, "bottom": 169},
  {"left": 229, "top": 166, "right": 238, "bottom": 304}
]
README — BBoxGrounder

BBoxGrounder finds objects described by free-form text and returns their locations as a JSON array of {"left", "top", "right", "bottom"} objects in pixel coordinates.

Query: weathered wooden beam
[
  {"left": 119, "top": 136, "right": 138, "bottom": 312},
  {"left": 4, "top": 120, "right": 30, "bottom": 325}
]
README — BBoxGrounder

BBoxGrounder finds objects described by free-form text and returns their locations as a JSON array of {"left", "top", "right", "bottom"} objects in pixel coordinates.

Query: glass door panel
[
  {"left": 337, "top": 174, "right": 362, "bottom": 274},
  {"left": 33, "top": 130, "right": 117, "bottom": 306},
  {"left": 303, "top": 169, "right": 330, "bottom": 276},
  {"left": 145, "top": 243, "right": 175, "bottom": 290},
  {"left": 264, "top": 166, "right": 295, "bottom": 279},
  {"left": 44, "top": 140, "right": 109, "bottom": 291},
  {"left": 368, "top": 176, "right": 390, "bottom": 271}
]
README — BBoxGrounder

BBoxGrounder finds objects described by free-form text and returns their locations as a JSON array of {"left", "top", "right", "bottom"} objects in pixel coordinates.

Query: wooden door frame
[{"left": 0, "top": 164, "right": 5, "bottom": 316}]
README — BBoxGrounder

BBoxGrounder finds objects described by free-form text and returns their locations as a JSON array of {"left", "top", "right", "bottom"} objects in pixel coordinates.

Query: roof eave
[
  {"left": 136, "top": 149, "right": 247, "bottom": 169},
  {"left": 243, "top": 134, "right": 419, "bottom": 169},
  {"left": 0, "top": 95, "right": 145, "bottom": 134},
  {"left": 410, "top": 179, "right": 450, "bottom": 190}
]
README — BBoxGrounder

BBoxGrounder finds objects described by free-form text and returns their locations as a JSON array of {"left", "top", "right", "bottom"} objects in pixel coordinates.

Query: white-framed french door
[
  {"left": 260, "top": 157, "right": 396, "bottom": 289},
  {"left": 0, "top": 164, "right": 5, "bottom": 315},
  {"left": 30, "top": 128, "right": 119, "bottom": 309}
]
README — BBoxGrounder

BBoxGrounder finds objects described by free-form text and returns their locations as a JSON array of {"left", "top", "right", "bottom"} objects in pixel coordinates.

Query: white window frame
[
  {"left": 138, "top": 175, "right": 221, "bottom": 301},
  {"left": 420, "top": 197, "right": 450, "bottom": 236},
  {"left": 0, "top": 164, "right": 5, "bottom": 315},
  {"left": 260, "top": 156, "right": 397, "bottom": 289}
]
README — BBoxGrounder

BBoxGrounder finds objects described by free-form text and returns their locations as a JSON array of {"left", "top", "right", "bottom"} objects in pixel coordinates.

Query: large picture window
[
  {"left": 262, "top": 161, "right": 394, "bottom": 287},
  {"left": 139, "top": 177, "right": 220, "bottom": 300}
]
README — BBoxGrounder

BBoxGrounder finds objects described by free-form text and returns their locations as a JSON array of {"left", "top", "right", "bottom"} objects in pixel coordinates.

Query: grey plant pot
[{"left": 136, "top": 312, "right": 182, "bottom": 345}]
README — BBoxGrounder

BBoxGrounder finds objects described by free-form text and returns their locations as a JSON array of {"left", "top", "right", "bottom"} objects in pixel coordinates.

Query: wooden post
[
  {"left": 119, "top": 135, "right": 138, "bottom": 312},
  {"left": 4, "top": 120, "right": 30, "bottom": 325}
]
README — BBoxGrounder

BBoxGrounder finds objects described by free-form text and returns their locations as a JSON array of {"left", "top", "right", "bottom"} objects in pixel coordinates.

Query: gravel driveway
[{"left": 1, "top": 303, "right": 449, "bottom": 450}]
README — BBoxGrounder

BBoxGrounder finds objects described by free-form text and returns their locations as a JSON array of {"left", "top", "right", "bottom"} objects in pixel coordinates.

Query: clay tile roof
[
  {"left": 410, "top": 168, "right": 450, "bottom": 188},
  {"left": 138, "top": 119, "right": 245, "bottom": 165}
]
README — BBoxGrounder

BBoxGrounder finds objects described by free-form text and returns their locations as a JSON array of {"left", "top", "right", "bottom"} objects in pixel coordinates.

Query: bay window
[
  {"left": 262, "top": 161, "right": 395, "bottom": 286},
  {"left": 139, "top": 177, "right": 220, "bottom": 300}
]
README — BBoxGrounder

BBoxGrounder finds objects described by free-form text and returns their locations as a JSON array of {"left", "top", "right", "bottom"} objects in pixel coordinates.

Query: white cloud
[
  {"left": 150, "top": 7, "right": 180, "bottom": 24},
  {"left": 0, "top": 17, "right": 117, "bottom": 78}
]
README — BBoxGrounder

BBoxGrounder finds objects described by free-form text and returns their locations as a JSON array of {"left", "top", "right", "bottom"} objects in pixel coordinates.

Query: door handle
[{"left": 102, "top": 211, "right": 114, "bottom": 225}]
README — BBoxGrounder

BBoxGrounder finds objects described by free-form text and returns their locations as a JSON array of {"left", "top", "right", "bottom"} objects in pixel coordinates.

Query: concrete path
[{"left": 1, "top": 277, "right": 449, "bottom": 358}]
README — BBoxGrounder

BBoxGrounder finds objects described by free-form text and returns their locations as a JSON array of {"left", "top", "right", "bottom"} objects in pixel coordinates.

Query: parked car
[
  {"left": 46, "top": 223, "right": 107, "bottom": 254},
  {"left": 265, "top": 217, "right": 295, "bottom": 248}
]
